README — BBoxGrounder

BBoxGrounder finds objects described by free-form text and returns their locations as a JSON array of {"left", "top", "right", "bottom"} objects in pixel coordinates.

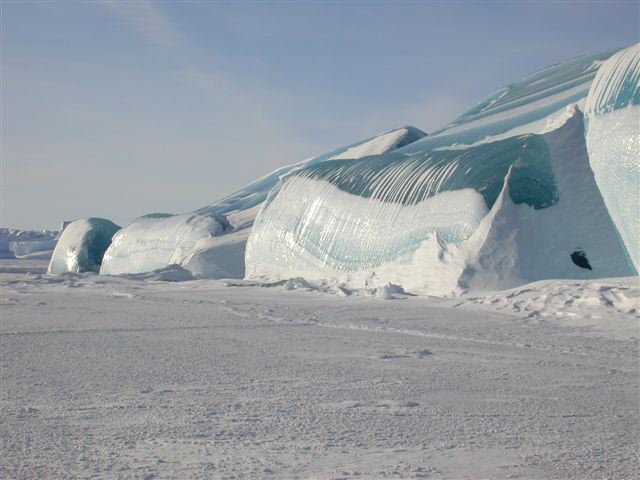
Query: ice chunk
[
  {"left": 584, "top": 43, "right": 640, "bottom": 273},
  {"left": 100, "top": 212, "right": 228, "bottom": 275},
  {"left": 48, "top": 218, "right": 120, "bottom": 274},
  {"left": 1, "top": 228, "right": 59, "bottom": 257}
]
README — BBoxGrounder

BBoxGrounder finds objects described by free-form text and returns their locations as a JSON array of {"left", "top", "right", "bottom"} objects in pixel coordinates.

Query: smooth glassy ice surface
[
  {"left": 100, "top": 212, "right": 229, "bottom": 275},
  {"left": 48, "top": 218, "right": 120, "bottom": 274},
  {"left": 584, "top": 43, "right": 640, "bottom": 273}
]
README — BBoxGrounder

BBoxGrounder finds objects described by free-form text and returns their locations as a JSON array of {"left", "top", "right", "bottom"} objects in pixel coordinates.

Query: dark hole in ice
[{"left": 570, "top": 250, "right": 592, "bottom": 270}]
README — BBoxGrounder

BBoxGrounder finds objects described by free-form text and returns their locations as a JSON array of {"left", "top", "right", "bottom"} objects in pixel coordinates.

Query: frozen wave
[
  {"left": 48, "top": 218, "right": 120, "bottom": 274},
  {"left": 584, "top": 43, "right": 640, "bottom": 273}
]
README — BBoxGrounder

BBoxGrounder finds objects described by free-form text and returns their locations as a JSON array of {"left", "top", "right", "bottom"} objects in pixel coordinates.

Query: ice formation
[
  {"left": 99, "top": 127, "right": 426, "bottom": 278},
  {"left": 246, "top": 105, "right": 634, "bottom": 294},
  {"left": 244, "top": 46, "right": 638, "bottom": 293},
  {"left": 48, "top": 218, "right": 120, "bottom": 274},
  {"left": 584, "top": 44, "right": 640, "bottom": 273},
  {"left": 53, "top": 45, "right": 638, "bottom": 295},
  {"left": 1, "top": 228, "right": 59, "bottom": 258}
]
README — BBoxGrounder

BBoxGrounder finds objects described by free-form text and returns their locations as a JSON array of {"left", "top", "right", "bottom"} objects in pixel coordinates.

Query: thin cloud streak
[{"left": 102, "top": 0, "right": 183, "bottom": 47}]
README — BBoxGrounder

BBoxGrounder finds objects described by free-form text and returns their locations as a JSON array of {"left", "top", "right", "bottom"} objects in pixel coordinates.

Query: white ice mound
[
  {"left": 99, "top": 127, "right": 426, "bottom": 278},
  {"left": 584, "top": 43, "right": 640, "bottom": 273},
  {"left": 48, "top": 218, "right": 120, "bottom": 274},
  {"left": 100, "top": 212, "right": 229, "bottom": 276}
]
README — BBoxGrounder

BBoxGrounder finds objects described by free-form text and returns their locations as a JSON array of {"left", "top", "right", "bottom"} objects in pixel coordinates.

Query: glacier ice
[
  {"left": 584, "top": 43, "right": 640, "bottom": 273},
  {"left": 99, "top": 127, "right": 426, "bottom": 278},
  {"left": 48, "top": 218, "right": 120, "bottom": 274}
]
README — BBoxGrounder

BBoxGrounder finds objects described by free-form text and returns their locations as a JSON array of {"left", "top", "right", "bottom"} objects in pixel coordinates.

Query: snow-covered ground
[{"left": 1, "top": 258, "right": 638, "bottom": 479}]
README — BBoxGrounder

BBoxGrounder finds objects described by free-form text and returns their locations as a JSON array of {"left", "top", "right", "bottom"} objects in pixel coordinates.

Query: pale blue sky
[{"left": 2, "top": 1, "right": 638, "bottom": 229}]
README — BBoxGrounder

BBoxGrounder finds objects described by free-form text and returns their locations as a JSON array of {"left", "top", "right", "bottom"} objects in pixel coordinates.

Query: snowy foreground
[{"left": 1, "top": 259, "right": 638, "bottom": 479}]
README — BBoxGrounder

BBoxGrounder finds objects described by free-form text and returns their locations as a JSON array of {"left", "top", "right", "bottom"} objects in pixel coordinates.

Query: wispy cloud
[{"left": 102, "top": 0, "right": 183, "bottom": 47}]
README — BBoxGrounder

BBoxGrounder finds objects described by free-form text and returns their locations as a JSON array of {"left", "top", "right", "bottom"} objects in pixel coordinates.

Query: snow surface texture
[
  {"left": 48, "top": 218, "right": 120, "bottom": 274},
  {"left": 1, "top": 258, "right": 638, "bottom": 478},
  {"left": 0, "top": 228, "right": 58, "bottom": 258},
  {"left": 99, "top": 127, "right": 426, "bottom": 278},
  {"left": 584, "top": 43, "right": 640, "bottom": 273}
]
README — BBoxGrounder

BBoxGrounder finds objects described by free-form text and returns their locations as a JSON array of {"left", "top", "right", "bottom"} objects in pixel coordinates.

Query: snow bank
[
  {"left": 48, "top": 218, "right": 120, "bottom": 274},
  {"left": 463, "top": 277, "right": 639, "bottom": 338}
]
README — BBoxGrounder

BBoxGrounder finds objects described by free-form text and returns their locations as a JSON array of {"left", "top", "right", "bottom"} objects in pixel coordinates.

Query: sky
[{"left": 2, "top": 1, "right": 639, "bottom": 230}]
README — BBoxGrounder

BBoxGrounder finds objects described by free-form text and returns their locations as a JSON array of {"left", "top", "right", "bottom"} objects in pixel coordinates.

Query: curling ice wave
[
  {"left": 584, "top": 44, "right": 640, "bottom": 273},
  {"left": 48, "top": 218, "right": 120, "bottom": 274}
]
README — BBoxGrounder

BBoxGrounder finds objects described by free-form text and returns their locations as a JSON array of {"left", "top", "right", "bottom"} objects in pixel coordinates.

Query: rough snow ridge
[{"left": 329, "top": 127, "right": 412, "bottom": 160}]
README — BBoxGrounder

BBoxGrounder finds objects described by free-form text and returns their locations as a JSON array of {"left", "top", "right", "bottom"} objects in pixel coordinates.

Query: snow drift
[{"left": 48, "top": 218, "right": 120, "bottom": 274}]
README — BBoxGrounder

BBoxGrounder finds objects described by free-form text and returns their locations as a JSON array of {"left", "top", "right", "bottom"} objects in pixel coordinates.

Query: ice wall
[
  {"left": 584, "top": 43, "right": 640, "bottom": 273},
  {"left": 48, "top": 218, "right": 120, "bottom": 274}
]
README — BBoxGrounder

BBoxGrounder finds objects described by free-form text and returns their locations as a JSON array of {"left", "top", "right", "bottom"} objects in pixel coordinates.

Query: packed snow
[{"left": 1, "top": 258, "right": 638, "bottom": 478}]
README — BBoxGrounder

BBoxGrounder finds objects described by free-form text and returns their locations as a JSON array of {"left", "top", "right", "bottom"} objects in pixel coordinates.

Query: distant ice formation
[
  {"left": 48, "top": 218, "right": 120, "bottom": 274},
  {"left": 1, "top": 228, "right": 58, "bottom": 258},
  {"left": 45, "top": 45, "right": 639, "bottom": 296}
]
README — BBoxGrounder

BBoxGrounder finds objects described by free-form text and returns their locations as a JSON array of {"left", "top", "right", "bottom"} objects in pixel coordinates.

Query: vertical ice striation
[
  {"left": 198, "top": 126, "right": 427, "bottom": 217},
  {"left": 584, "top": 43, "right": 640, "bottom": 273},
  {"left": 246, "top": 133, "right": 559, "bottom": 282}
]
